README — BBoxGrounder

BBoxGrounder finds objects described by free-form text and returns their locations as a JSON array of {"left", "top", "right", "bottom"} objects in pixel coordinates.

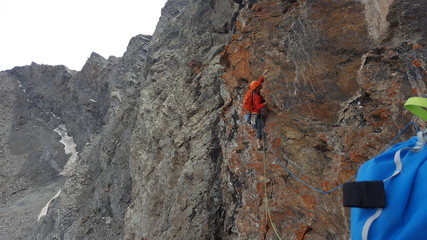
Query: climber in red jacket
[{"left": 250, "top": 69, "right": 269, "bottom": 151}]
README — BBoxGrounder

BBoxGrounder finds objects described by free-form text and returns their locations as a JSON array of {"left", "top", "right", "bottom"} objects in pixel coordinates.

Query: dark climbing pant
[{"left": 253, "top": 114, "right": 265, "bottom": 140}]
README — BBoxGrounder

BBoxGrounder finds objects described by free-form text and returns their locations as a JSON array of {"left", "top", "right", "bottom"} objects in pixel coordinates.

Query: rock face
[
  {"left": 123, "top": 0, "right": 233, "bottom": 238},
  {"left": 1, "top": 0, "right": 426, "bottom": 239},
  {"left": 0, "top": 70, "right": 67, "bottom": 240},
  {"left": 31, "top": 35, "right": 151, "bottom": 239},
  {"left": 0, "top": 35, "right": 151, "bottom": 239},
  {"left": 219, "top": 0, "right": 426, "bottom": 239}
]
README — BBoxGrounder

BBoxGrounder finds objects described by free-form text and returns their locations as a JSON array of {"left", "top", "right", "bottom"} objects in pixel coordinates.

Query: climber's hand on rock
[{"left": 263, "top": 69, "right": 270, "bottom": 75}]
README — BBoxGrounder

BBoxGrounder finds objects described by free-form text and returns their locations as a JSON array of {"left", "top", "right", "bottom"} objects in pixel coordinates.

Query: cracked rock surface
[{"left": 1, "top": 0, "right": 426, "bottom": 239}]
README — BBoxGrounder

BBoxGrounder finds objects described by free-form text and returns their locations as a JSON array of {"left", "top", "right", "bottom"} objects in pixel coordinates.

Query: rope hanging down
[
  {"left": 261, "top": 133, "right": 282, "bottom": 239},
  {"left": 256, "top": 116, "right": 418, "bottom": 239},
  {"left": 264, "top": 121, "right": 419, "bottom": 194}
]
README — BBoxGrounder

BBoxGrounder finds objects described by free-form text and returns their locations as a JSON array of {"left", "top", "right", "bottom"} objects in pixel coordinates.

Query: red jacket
[{"left": 252, "top": 75, "right": 265, "bottom": 114}]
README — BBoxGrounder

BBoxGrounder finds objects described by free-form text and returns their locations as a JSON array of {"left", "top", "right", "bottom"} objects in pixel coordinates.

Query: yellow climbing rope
[{"left": 261, "top": 131, "right": 282, "bottom": 240}]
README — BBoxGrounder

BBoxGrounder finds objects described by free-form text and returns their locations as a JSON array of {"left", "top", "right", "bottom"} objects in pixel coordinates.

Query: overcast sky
[{"left": 0, "top": 0, "right": 167, "bottom": 71}]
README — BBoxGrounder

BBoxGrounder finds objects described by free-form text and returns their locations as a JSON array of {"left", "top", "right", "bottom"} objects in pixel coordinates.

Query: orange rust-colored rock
[
  {"left": 413, "top": 44, "right": 423, "bottom": 49},
  {"left": 219, "top": 0, "right": 427, "bottom": 239},
  {"left": 350, "top": 151, "right": 368, "bottom": 163},
  {"left": 295, "top": 225, "right": 313, "bottom": 240},
  {"left": 301, "top": 194, "right": 317, "bottom": 210},
  {"left": 413, "top": 59, "right": 423, "bottom": 67}
]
